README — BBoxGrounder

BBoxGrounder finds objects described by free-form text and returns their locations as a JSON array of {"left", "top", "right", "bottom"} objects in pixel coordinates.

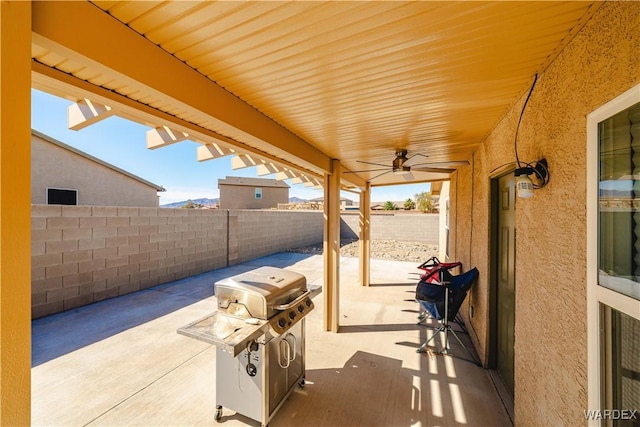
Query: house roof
[
  {"left": 218, "top": 176, "right": 290, "bottom": 189},
  {"left": 32, "top": 129, "right": 165, "bottom": 192}
]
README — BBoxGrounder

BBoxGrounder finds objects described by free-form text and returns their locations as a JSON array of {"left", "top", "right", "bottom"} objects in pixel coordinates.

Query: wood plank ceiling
[{"left": 31, "top": 1, "right": 600, "bottom": 188}]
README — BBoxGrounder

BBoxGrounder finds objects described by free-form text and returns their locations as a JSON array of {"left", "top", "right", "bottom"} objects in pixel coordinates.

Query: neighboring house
[
  {"left": 31, "top": 130, "right": 164, "bottom": 207},
  {"left": 218, "top": 176, "right": 289, "bottom": 209},
  {"left": 371, "top": 202, "right": 397, "bottom": 210}
]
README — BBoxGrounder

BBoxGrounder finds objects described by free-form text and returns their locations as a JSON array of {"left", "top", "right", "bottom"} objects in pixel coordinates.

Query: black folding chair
[
  {"left": 416, "top": 267, "right": 480, "bottom": 365},
  {"left": 415, "top": 258, "right": 466, "bottom": 332}
]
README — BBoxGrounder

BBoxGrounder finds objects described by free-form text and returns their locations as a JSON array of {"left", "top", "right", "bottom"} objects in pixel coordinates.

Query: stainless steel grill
[{"left": 178, "top": 266, "right": 314, "bottom": 427}]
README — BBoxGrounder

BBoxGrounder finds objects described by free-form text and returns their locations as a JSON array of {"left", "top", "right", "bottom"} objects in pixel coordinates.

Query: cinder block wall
[
  {"left": 228, "top": 210, "right": 324, "bottom": 264},
  {"left": 31, "top": 206, "right": 324, "bottom": 318},
  {"left": 31, "top": 205, "right": 228, "bottom": 318},
  {"left": 340, "top": 212, "right": 439, "bottom": 243},
  {"left": 31, "top": 206, "right": 434, "bottom": 318}
]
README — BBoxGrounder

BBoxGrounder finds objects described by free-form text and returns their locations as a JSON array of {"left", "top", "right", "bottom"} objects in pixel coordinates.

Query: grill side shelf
[{"left": 177, "top": 311, "right": 267, "bottom": 357}]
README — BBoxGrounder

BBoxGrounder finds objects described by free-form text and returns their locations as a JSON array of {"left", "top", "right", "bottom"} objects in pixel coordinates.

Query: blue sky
[{"left": 31, "top": 89, "right": 431, "bottom": 205}]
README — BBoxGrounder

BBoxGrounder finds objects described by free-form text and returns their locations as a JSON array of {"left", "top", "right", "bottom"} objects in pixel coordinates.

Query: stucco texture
[
  {"left": 219, "top": 184, "right": 288, "bottom": 209},
  {"left": 450, "top": 2, "right": 640, "bottom": 425},
  {"left": 31, "top": 133, "right": 161, "bottom": 207}
]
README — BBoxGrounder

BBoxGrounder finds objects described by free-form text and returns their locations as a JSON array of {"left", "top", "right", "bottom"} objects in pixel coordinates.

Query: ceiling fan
[{"left": 344, "top": 150, "right": 469, "bottom": 181}]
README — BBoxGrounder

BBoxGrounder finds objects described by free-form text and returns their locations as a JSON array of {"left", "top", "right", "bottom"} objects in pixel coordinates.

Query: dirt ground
[{"left": 287, "top": 239, "right": 439, "bottom": 263}]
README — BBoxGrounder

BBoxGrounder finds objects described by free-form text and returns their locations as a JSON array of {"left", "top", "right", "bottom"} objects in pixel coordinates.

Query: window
[
  {"left": 599, "top": 102, "right": 640, "bottom": 301},
  {"left": 255, "top": 188, "right": 262, "bottom": 199},
  {"left": 587, "top": 85, "right": 640, "bottom": 424},
  {"left": 47, "top": 188, "right": 78, "bottom": 205},
  {"left": 600, "top": 305, "right": 640, "bottom": 426}
]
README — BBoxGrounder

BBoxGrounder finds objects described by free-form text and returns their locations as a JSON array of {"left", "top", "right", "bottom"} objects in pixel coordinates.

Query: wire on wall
[
  {"left": 512, "top": 73, "right": 550, "bottom": 197},
  {"left": 514, "top": 74, "right": 538, "bottom": 167}
]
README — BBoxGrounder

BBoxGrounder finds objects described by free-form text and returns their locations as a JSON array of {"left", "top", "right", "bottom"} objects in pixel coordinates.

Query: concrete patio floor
[{"left": 32, "top": 252, "right": 511, "bottom": 427}]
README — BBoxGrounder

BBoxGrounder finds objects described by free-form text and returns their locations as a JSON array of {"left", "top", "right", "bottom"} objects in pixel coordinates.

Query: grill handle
[
  {"left": 285, "top": 333, "right": 296, "bottom": 362},
  {"left": 274, "top": 291, "right": 311, "bottom": 311},
  {"left": 278, "top": 339, "right": 291, "bottom": 369}
]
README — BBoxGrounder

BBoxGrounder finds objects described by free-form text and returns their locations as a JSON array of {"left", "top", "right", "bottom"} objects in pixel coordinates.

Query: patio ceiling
[{"left": 31, "top": 1, "right": 600, "bottom": 189}]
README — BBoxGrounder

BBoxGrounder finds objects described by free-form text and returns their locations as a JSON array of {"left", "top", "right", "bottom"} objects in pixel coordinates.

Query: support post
[
  {"left": 359, "top": 183, "right": 371, "bottom": 286},
  {"left": 0, "top": 1, "right": 32, "bottom": 424},
  {"left": 323, "top": 159, "right": 341, "bottom": 332}
]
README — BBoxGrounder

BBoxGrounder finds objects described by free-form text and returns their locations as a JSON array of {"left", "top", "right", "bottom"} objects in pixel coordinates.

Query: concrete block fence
[
  {"left": 340, "top": 212, "right": 439, "bottom": 242},
  {"left": 31, "top": 206, "right": 437, "bottom": 318},
  {"left": 31, "top": 205, "right": 323, "bottom": 318},
  {"left": 228, "top": 210, "right": 323, "bottom": 264}
]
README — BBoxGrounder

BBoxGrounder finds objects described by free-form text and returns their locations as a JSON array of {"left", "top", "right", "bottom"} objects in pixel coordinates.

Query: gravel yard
[{"left": 287, "top": 239, "right": 439, "bottom": 263}]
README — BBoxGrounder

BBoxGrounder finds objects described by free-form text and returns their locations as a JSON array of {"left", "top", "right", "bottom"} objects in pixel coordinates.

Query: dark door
[{"left": 495, "top": 173, "right": 516, "bottom": 395}]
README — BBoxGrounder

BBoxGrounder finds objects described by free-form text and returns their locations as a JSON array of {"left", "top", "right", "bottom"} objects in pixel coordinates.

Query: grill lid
[{"left": 215, "top": 266, "right": 307, "bottom": 319}]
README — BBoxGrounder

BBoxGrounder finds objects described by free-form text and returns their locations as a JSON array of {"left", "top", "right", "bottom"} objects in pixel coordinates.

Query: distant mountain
[
  {"left": 161, "top": 198, "right": 219, "bottom": 208},
  {"left": 600, "top": 189, "right": 633, "bottom": 198},
  {"left": 161, "top": 196, "right": 308, "bottom": 208},
  {"left": 289, "top": 196, "right": 308, "bottom": 203}
]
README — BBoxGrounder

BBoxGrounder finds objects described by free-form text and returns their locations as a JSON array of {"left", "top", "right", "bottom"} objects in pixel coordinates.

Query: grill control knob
[
  {"left": 289, "top": 311, "right": 296, "bottom": 320},
  {"left": 298, "top": 305, "right": 304, "bottom": 313},
  {"left": 305, "top": 299, "right": 312, "bottom": 307},
  {"left": 278, "top": 318, "right": 286, "bottom": 328}
]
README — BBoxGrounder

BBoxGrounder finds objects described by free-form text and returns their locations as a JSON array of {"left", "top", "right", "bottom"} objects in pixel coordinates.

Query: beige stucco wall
[
  {"left": 450, "top": 2, "right": 640, "bottom": 425},
  {"left": 219, "top": 184, "right": 288, "bottom": 209},
  {"left": 31, "top": 133, "right": 160, "bottom": 207}
]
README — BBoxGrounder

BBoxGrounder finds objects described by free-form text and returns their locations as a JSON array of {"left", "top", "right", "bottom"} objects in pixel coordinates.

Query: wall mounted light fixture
[
  {"left": 515, "top": 169, "right": 534, "bottom": 198},
  {"left": 514, "top": 158, "right": 549, "bottom": 198}
]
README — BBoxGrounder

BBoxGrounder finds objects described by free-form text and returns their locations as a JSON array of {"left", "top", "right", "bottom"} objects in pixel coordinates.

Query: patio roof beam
[
  {"left": 290, "top": 175, "right": 308, "bottom": 185},
  {"left": 275, "top": 169, "right": 297, "bottom": 180},
  {"left": 196, "top": 143, "right": 235, "bottom": 162},
  {"left": 146, "top": 126, "right": 189, "bottom": 150},
  {"left": 231, "top": 154, "right": 259, "bottom": 170},
  {"left": 256, "top": 162, "right": 280, "bottom": 176},
  {"left": 67, "top": 98, "right": 114, "bottom": 131},
  {"left": 32, "top": 62, "right": 326, "bottom": 183},
  {"left": 31, "top": 1, "right": 332, "bottom": 176}
]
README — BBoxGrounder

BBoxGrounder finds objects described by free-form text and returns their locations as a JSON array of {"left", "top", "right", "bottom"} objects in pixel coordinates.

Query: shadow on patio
[{"left": 32, "top": 252, "right": 510, "bottom": 427}]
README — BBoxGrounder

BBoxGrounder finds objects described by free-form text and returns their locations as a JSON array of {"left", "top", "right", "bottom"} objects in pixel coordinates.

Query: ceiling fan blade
[
  {"left": 369, "top": 170, "right": 392, "bottom": 181},
  {"left": 356, "top": 160, "right": 390, "bottom": 167},
  {"left": 411, "top": 167, "right": 456, "bottom": 173},
  {"left": 343, "top": 168, "right": 389, "bottom": 174},
  {"left": 410, "top": 160, "right": 470, "bottom": 168},
  {"left": 403, "top": 172, "right": 415, "bottom": 181},
  {"left": 403, "top": 153, "right": 429, "bottom": 167}
]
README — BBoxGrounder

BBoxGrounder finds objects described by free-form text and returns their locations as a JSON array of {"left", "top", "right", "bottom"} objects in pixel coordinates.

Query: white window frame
[
  {"left": 255, "top": 187, "right": 262, "bottom": 199},
  {"left": 586, "top": 83, "right": 640, "bottom": 424}
]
